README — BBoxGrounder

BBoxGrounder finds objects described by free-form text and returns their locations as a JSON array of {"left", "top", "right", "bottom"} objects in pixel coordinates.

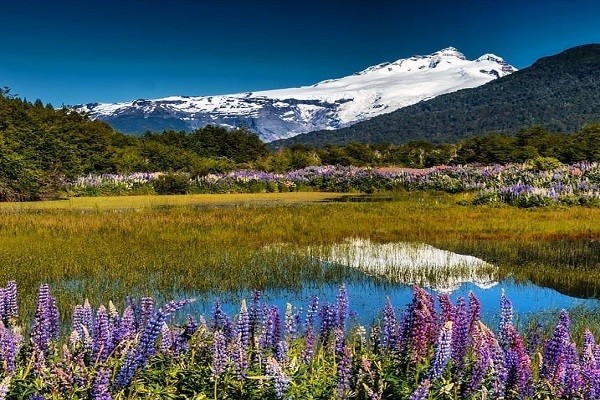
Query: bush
[{"left": 153, "top": 174, "right": 190, "bottom": 195}]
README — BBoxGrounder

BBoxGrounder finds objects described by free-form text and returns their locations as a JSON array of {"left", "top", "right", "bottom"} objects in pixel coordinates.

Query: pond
[{"left": 179, "top": 239, "right": 600, "bottom": 327}]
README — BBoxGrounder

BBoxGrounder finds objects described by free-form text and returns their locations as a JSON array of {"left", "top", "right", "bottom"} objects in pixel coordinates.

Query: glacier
[{"left": 76, "top": 47, "right": 516, "bottom": 142}]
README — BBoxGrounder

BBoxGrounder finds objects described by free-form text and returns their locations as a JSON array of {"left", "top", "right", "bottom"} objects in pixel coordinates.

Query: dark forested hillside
[
  {"left": 0, "top": 88, "right": 267, "bottom": 200},
  {"left": 273, "top": 44, "right": 600, "bottom": 147}
]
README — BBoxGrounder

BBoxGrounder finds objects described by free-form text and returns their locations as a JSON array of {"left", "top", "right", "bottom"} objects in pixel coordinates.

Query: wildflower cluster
[
  {"left": 69, "top": 162, "right": 600, "bottom": 206},
  {"left": 0, "top": 281, "right": 599, "bottom": 399}
]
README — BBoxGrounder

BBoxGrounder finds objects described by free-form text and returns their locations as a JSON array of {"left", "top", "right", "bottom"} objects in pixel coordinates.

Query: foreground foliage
[{"left": 0, "top": 282, "right": 598, "bottom": 399}]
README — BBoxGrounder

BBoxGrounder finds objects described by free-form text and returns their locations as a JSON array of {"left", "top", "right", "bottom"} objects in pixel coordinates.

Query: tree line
[{"left": 1, "top": 88, "right": 599, "bottom": 200}]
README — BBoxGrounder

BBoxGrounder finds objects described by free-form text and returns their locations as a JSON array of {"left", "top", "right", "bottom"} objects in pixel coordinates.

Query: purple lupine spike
[
  {"left": 249, "top": 290, "right": 262, "bottom": 341},
  {"left": 107, "top": 301, "right": 119, "bottom": 328},
  {"left": 0, "top": 289, "right": 5, "bottom": 323},
  {"left": 429, "top": 321, "right": 453, "bottom": 380},
  {"left": 506, "top": 325, "right": 533, "bottom": 398},
  {"left": 266, "top": 357, "right": 290, "bottom": 400},
  {"left": 562, "top": 342, "right": 582, "bottom": 399},
  {"left": 336, "top": 284, "right": 349, "bottom": 330},
  {"left": 499, "top": 289, "right": 513, "bottom": 350},
  {"left": 32, "top": 284, "right": 52, "bottom": 353},
  {"left": 284, "top": 303, "right": 299, "bottom": 339},
  {"left": 231, "top": 335, "right": 247, "bottom": 378},
  {"left": 92, "top": 368, "right": 112, "bottom": 400},
  {"left": 381, "top": 297, "right": 397, "bottom": 350},
  {"left": 28, "top": 394, "right": 44, "bottom": 400},
  {"left": 271, "top": 306, "right": 282, "bottom": 346},
  {"left": 486, "top": 329, "right": 507, "bottom": 398},
  {"left": 409, "top": 379, "right": 430, "bottom": 400},
  {"left": 409, "top": 286, "right": 436, "bottom": 364},
  {"left": 462, "top": 322, "right": 492, "bottom": 398},
  {"left": 397, "top": 308, "right": 412, "bottom": 353},
  {"left": 305, "top": 295, "right": 319, "bottom": 329},
  {"left": 93, "top": 305, "right": 112, "bottom": 362},
  {"left": 160, "top": 323, "right": 173, "bottom": 354},
  {"left": 5, "top": 281, "right": 18, "bottom": 321},
  {"left": 319, "top": 303, "right": 336, "bottom": 339},
  {"left": 211, "top": 330, "right": 228, "bottom": 380},
  {"left": 581, "top": 330, "right": 599, "bottom": 399},
  {"left": 138, "top": 297, "right": 154, "bottom": 331},
  {"left": 301, "top": 326, "right": 316, "bottom": 363},
  {"left": 438, "top": 293, "right": 454, "bottom": 325},
  {"left": 334, "top": 327, "right": 345, "bottom": 357},
  {"left": 451, "top": 297, "right": 469, "bottom": 377},
  {"left": 467, "top": 291, "right": 481, "bottom": 335},
  {"left": 542, "top": 309, "right": 571, "bottom": 380},
  {"left": 113, "top": 305, "right": 135, "bottom": 345},
  {"left": 275, "top": 340, "right": 289, "bottom": 364},
  {"left": 82, "top": 299, "right": 94, "bottom": 334},
  {"left": 0, "top": 322, "right": 18, "bottom": 374},
  {"left": 114, "top": 298, "right": 193, "bottom": 390},
  {"left": 237, "top": 300, "right": 251, "bottom": 347},
  {"left": 259, "top": 305, "right": 275, "bottom": 352},
  {"left": 336, "top": 345, "right": 352, "bottom": 399}
]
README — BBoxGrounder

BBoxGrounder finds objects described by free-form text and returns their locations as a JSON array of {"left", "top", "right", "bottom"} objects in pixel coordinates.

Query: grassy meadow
[{"left": 1, "top": 190, "right": 599, "bottom": 323}]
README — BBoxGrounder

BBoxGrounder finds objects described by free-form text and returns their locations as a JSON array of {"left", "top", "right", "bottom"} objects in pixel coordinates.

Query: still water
[{"left": 181, "top": 240, "right": 599, "bottom": 327}]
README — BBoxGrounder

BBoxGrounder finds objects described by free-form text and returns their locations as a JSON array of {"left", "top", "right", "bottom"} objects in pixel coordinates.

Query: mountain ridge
[
  {"left": 75, "top": 47, "right": 515, "bottom": 142},
  {"left": 272, "top": 44, "right": 600, "bottom": 147}
]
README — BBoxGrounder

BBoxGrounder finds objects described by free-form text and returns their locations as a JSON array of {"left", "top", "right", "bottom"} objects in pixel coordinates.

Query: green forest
[{"left": 1, "top": 88, "right": 599, "bottom": 201}]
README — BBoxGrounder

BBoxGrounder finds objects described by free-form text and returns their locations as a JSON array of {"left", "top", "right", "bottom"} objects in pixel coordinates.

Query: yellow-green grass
[
  {"left": 0, "top": 192, "right": 346, "bottom": 212},
  {"left": 0, "top": 190, "right": 598, "bottom": 323}
]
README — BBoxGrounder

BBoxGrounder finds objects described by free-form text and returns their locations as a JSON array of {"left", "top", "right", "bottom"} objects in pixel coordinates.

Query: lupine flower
[
  {"left": 0, "top": 322, "right": 20, "bottom": 374},
  {"left": 438, "top": 293, "right": 454, "bottom": 325},
  {"left": 211, "top": 330, "right": 228, "bottom": 380},
  {"left": 302, "top": 326, "right": 316, "bottom": 363},
  {"left": 429, "top": 321, "right": 453, "bottom": 380},
  {"left": 319, "top": 303, "right": 336, "bottom": 339},
  {"left": 266, "top": 356, "right": 290, "bottom": 400},
  {"left": 284, "top": 303, "right": 300, "bottom": 339},
  {"left": 305, "top": 295, "right": 319, "bottom": 330},
  {"left": 381, "top": 297, "right": 397, "bottom": 350},
  {"left": 542, "top": 309, "right": 571, "bottom": 380},
  {"left": 4, "top": 281, "right": 18, "bottom": 321},
  {"left": 160, "top": 322, "right": 173, "bottom": 354},
  {"left": 114, "top": 299, "right": 193, "bottom": 389},
  {"left": 499, "top": 289, "right": 513, "bottom": 350},
  {"left": 462, "top": 322, "right": 492, "bottom": 398},
  {"left": 32, "top": 284, "right": 53, "bottom": 353},
  {"left": 93, "top": 305, "right": 112, "bottom": 362},
  {"left": 505, "top": 325, "right": 532, "bottom": 397},
  {"left": 467, "top": 291, "right": 481, "bottom": 335},
  {"left": 336, "top": 284, "right": 349, "bottom": 330},
  {"left": 237, "top": 300, "right": 251, "bottom": 347},
  {"left": 336, "top": 345, "right": 353, "bottom": 399},
  {"left": 409, "top": 379, "right": 430, "bottom": 400},
  {"left": 139, "top": 297, "right": 154, "bottom": 330},
  {"left": 230, "top": 335, "right": 247, "bottom": 378},
  {"left": 91, "top": 368, "right": 112, "bottom": 400},
  {"left": 408, "top": 286, "right": 436, "bottom": 363},
  {"left": 275, "top": 339, "right": 288, "bottom": 364},
  {"left": 451, "top": 297, "right": 469, "bottom": 377}
]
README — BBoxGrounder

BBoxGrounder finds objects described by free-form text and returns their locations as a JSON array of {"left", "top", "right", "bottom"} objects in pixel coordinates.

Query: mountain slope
[
  {"left": 76, "top": 47, "right": 515, "bottom": 142},
  {"left": 273, "top": 44, "right": 600, "bottom": 147}
]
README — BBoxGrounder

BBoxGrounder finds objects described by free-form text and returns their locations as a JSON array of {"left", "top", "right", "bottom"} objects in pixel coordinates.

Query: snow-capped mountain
[{"left": 76, "top": 47, "right": 516, "bottom": 142}]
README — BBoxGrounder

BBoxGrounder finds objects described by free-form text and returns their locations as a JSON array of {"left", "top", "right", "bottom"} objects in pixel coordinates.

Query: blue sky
[{"left": 1, "top": 0, "right": 599, "bottom": 106}]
